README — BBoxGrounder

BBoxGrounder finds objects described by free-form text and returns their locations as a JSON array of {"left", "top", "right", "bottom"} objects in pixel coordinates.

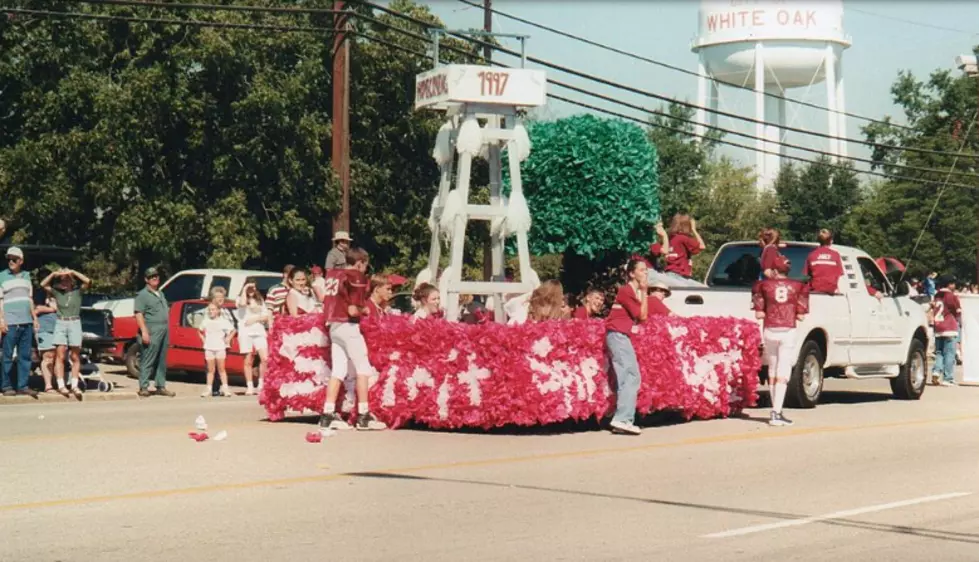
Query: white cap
[
  {"left": 6, "top": 246, "right": 23, "bottom": 260},
  {"left": 332, "top": 231, "right": 352, "bottom": 242}
]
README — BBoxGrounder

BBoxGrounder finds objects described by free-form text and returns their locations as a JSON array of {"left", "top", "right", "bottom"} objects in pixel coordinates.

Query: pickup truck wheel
[
  {"left": 788, "top": 340, "right": 824, "bottom": 409},
  {"left": 124, "top": 343, "right": 140, "bottom": 379},
  {"left": 891, "top": 338, "right": 927, "bottom": 400}
]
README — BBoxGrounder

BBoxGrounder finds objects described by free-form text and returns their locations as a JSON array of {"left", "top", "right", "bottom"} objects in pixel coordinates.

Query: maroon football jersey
[
  {"left": 322, "top": 269, "right": 369, "bottom": 323},
  {"left": 932, "top": 289, "right": 961, "bottom": 337},
  {"left": 752, "top": 278, "right": 809, "bottom": 329}
]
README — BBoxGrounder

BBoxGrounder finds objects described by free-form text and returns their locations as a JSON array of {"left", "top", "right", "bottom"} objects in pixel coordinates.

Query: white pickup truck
[{"left": 662, "top": 241, "right": 930, "bottom": 408}]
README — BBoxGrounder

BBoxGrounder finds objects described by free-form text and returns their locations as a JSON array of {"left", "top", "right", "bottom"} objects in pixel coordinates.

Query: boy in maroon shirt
[
  {"left": 572, "top": 287, "right": 605, "bottom": 319},
  {"left": 803, "top": 229, "right": 844, "bottom": 294},
  {"left": 930, "top": 275, "right": 961, "bottom": 386},
  {"left": 752, "top": 256, "right": 809, "bottom": 427},
  {"left": 319, "top": 248, "right": 386, "bottom": 431}
]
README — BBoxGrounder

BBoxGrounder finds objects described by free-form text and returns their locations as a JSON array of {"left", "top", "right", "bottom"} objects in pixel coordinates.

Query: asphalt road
[{"left": 1, "top": 375, "right": 977, "bottom": 562}]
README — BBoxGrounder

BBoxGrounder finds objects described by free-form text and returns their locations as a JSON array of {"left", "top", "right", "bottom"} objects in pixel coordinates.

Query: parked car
[
  {"left": 663, "top": 241, "right": 930, "bottom": 408},
  {"left": 91, "top": 269, "right": 281, "bottom": 374},
  {"left": 123, "top": 299, "right": 254, "bottom": 378}
]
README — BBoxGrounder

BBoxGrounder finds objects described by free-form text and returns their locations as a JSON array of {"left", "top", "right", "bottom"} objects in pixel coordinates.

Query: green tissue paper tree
[{"left": 504, "top": 114, "right": 661, "bottom": 259}]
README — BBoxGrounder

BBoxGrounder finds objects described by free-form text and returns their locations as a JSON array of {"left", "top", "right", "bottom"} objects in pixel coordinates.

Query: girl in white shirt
[
  {"left": 412, "top": 283, "right": 442, "bottom": 322},
  {"left": 285, "top": 268, "right": 318, "bottom": 316},
  {"left": 237, "top": 282, "right": 270, "bottom": 396},
  {"left": 199, "top": 302, "right": 236, "bottom": 398}
]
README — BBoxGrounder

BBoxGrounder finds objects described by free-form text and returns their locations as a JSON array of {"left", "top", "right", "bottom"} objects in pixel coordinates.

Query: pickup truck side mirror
[{"left": 893, "top": 281, "right": 910, "bottom": 297}]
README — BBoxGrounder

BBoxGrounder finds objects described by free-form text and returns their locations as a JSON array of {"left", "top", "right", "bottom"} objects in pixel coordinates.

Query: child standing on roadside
[
  {"left": 236, "top": 281, "right": 270, "bottom": 395},
  {"left": 199, "top": 302, "right": 236, "bottom": 398}
]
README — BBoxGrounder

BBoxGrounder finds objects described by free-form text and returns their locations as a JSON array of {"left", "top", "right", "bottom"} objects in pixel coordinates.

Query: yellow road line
[{"left": 2, "top": 412, "right": 978, "bottom": 513}]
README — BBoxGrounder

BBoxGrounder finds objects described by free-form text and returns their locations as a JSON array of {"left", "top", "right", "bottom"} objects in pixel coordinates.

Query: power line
[
  {"left": 453, "top": 0, "right": 916, "bottom": 132},
  {"left": 10, "top": 4, "right": 979, "bottom": 188},
  {"left": 70, "top": 0, "right": 340, "bottom": 17},
  {"left": 2, "top": 7, "right": 337, "bottom": 33},
  {"left": 848, "top": 6, "right": 979, "bottom": 36},
  {"left": 351, "top": 6, "right": 979, "bottom": 179},
  {"left": 350, "top": 29, "right": 979, "bottom": 193},
  {"left": 355, "top": 0, "right": 978, "bottom": 162}
]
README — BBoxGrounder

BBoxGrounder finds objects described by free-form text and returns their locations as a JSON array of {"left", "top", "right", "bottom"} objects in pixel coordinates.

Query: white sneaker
[
  {"left": 220, "top": 387, "right": 234, "bottom": 397},
  {"left": 200, "top": 390, "right": 210, "bottom": 398},
  {"left": 244, "top": 387, "right": 256, "bottom": 396},
  {"left": 769, "top": 411, "right": 794, "bottom": 427},
  {"left": 609, "top": 420, "right": 642, "bottom": 435}
]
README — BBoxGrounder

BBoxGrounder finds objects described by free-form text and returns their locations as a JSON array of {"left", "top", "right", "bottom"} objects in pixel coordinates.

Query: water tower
[{"left": 692, "top": 0, "right": 850, "bottom": 189}]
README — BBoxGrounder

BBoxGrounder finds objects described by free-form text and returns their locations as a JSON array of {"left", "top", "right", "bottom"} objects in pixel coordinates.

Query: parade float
[{"left": 259, "top": 62, "right": 763, "bottom": 428}]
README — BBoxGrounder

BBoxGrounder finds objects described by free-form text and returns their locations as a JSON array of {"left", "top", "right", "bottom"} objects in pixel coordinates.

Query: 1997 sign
[{"left": 478, "top": 71, "right": 510, "bottom": 97}]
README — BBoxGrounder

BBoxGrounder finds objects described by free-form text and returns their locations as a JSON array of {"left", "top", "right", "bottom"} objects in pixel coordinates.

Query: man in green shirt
[
  {"left": 41, "top": 268, "right": 92, "bottom": 396},
  {"left": 134, "top": 267, "right": 175, "bottom": 397}
]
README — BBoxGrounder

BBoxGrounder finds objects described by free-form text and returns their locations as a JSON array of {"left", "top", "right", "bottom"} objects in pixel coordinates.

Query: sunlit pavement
[{"left": 2, "top": 371, "right": 977, "bottom": 561}]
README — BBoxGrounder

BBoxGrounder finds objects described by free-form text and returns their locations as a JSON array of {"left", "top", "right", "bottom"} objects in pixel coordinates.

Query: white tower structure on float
[
  {"left": 692, "top": 0, "right": 851, "bottom": 189},
  {"left": 414, "top": 62, "right": 547, "bottom": 322}
]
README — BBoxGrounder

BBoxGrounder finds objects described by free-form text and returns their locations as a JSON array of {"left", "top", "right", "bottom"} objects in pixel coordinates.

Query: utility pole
[
  {"left": 482, "top": 0, "right": 494, "bottom": 282},
  {"left": 955, "top": 54, "right": 979, "bottom": 284},
  {"left": 332, "top": 0, "right": 351, "bottom": 235}
]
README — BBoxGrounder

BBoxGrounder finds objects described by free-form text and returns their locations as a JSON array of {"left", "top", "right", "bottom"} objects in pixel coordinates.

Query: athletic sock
[
  {"left": 358, "top": 402, "right": 369, "bottom": 415},
  {"left": 772, "top": 382, "right": 788, "bottom": 414},
  {"left": 324, "top": 403, "right": 336, "bottom": 414}
]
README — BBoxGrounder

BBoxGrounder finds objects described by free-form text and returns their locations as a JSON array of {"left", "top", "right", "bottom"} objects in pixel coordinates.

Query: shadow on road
[
  {"left": 346, "top": 471, "right": 979, "bottom": 545},
  {"left": 818, "top": 390, "right": 892, "bottom": 406}
]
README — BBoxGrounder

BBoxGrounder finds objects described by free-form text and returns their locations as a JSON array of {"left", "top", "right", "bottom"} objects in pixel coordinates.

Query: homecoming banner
[{"left": 260, "top": 314, "right": 762, "bottom": 428}]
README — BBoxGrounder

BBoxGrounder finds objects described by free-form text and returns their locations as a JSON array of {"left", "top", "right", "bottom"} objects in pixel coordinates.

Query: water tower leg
[
  {"left": 487, "top": 115, "right": 506, "bottom": 323},
  {"left": 763, "top": 86, "right": 785, "bottom": 187},
  {"left": 708, "top": 79, "right": 719, "bottom": 130},
  {"left": 695, "top": 55, "right": 708, "bottom": 139},
  {"left": 824, "top": 44, "right": 839, "bottom": 160},
  {"left": 836, "top": 56, "right": 847, "bottom": 159},
  {"left": 427, "top": 120, "right": 457, "bottom": 284},
  {"left": 506, "top": 140, "right": 534, "bottom": 289},
  {"left": 754, "top": 42, "right": 767, "bottom": 190}
]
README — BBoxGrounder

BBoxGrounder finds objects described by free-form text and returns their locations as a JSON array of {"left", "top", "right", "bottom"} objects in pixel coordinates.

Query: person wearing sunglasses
[{"left": 0, "top": 247, "right": 39, "bottom": 397}]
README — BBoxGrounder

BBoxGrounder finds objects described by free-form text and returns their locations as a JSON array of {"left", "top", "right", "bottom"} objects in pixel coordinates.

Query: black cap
[{"left": 936, "top": 274, "right": 957, "bottom": 289}]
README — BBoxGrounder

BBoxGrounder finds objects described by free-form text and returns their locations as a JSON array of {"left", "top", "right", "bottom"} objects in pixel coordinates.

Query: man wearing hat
[
  {"left": 325, "top": 231, "right": 352, "bottom": 270},
  {"left": 647, "top": 281, "right": 673, "bottom": 316},
  {"left": 134, "top": 267, "right": 175, "bottom": 397},
  {"left": 0, "top": 246, "right": 39, "bottom": 397}
]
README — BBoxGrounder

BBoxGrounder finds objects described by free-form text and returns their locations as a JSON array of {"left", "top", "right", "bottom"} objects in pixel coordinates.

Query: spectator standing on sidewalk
[
  {"left": 930, "top": 275, "right": 961, "bottom": 387},
  {"left": 34, "top": 270, "right": 64, "bottom": 396},
  {"left": 0, "top": 247, "right": 38, "bottom": 397},
  {"left": 42, "top": 268, "right": 92, "bottom": 397},
  {"left": 265, "top": 264, "right": 294, "bottom": 316},
  {"left": 134, "top": 267, "right": 175, "bottom": 398},
  {"left": 325, "top": 231, "right": 352, "bottom": 270}
]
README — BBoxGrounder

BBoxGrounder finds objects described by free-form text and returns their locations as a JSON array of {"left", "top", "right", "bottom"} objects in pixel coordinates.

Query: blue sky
[{"left": 424, "top": 1, "right": 979, "bottom": 172}]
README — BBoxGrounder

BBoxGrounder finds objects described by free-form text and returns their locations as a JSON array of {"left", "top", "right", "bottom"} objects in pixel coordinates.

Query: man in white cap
[
  {"left": 0, "top": 246, "right": 39, "bottom": 397},
  {"left": 325, "top": 231, "right": 352, "bottom": 270}
]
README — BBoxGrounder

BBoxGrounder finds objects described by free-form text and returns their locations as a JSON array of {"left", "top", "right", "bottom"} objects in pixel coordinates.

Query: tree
[
  {"left": 773, "top": 158, "right": 863, "bottom": 244},
  {"left": 0, "top": 0, "right": 478, "bottom": 289},
  {"left": 647, "top": 103, "right": 717, "bottom": 220},
  {"left": 852, "top": 60, "right": 979, "bottom": 281},
  {"left": 691, "top": 158, "right": 781, "bottom": 279}
]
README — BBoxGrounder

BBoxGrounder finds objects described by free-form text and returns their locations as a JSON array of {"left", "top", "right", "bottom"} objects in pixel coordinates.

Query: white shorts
[
  {"left": 329, "top": 322, "right": 372, "bottom": 380},
  {"left": 205, "top": 349, "right": 227, "bottom": 360},
  {"left": 763, "top": 328, "right": 797, "bottom": 385},
  {"left": 238, "top": 333, "right": 268, "bottom": 354}
]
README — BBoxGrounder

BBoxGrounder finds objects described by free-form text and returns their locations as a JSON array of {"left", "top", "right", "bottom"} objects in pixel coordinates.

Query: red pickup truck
[{"left": 125, "top": 300, "right": 254, "bottom": 378}]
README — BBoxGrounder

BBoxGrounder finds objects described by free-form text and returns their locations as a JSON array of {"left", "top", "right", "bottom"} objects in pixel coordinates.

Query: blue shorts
[
  {"left": 53, "top": 319, "right": 83, "bottom": 348},
  {"left": 37, "top": 330, "right": 56, "bottom": 352}
]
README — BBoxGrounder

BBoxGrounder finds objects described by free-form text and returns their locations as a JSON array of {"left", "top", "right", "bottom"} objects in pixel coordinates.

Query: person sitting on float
[
  {"left": 803, "top": 229, "right": 844, "bottom": 295},
  {"left": 412, "top": 283, "right": 442, "bottom": 321},
  {"left": 759, "top": 227, "right": 786, "bottom": 280},
  {"left": 649, "top": 214, "right": 705, "bottom": 281},
  {"left": 365, "top": 274, "right": 394, "bottom": 318},
  {"left": 646, "top": 281, "right": 673, "bottom": 317},
  {"left": 528, "top": 280, "right": 568, "bottom": 321},
  {"left": 572, "top": 287, "right": 605, "bottom": 319}
]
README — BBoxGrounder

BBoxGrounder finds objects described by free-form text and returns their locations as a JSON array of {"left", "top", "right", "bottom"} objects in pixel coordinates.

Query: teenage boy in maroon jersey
[
  {"left": 319, "top": 248, "right": 386, "bottom": 431},
  {"left": 803, "top": 229, "right": 844, "bottom": 294},
  {"left": 752, "top": 257, "right": 809, "bottom": 427}
]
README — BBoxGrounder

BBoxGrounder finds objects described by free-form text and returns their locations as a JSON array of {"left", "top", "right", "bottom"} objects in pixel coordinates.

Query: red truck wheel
[{"left": 124, "top": 343, "right": 140, "bottom": 379}]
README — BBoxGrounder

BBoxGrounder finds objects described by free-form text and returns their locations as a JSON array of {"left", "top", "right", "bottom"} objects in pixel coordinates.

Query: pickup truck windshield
[{"left": 706, "top": 244, "right": 814, "bottom": 288}]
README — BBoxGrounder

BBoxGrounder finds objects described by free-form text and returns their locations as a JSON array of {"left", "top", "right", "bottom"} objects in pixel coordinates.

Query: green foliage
[
  {"left": 0, "top": 0, "right": 480, "bottom": 291},
  {"left": 854, "top": 57, "right": 979, "bottom": 282},
  {"left": 647, "top": 103, "right": 718, "bottom": 219},
  {"left": 506, "top": 114, "right": 661, "bottom": 259},
  {"left": 773, "top": 158, "right": 863, "bottom": 244}
]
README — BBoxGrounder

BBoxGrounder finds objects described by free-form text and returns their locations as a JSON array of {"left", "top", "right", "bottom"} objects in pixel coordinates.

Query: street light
[{"left": 956, "top": 54, "right": 979, "bottom": 284}]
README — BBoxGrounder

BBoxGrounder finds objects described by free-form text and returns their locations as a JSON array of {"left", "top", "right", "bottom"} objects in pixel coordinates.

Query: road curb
[{"left": 0, "top": 392, "right": 141, "bottom": 406}]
